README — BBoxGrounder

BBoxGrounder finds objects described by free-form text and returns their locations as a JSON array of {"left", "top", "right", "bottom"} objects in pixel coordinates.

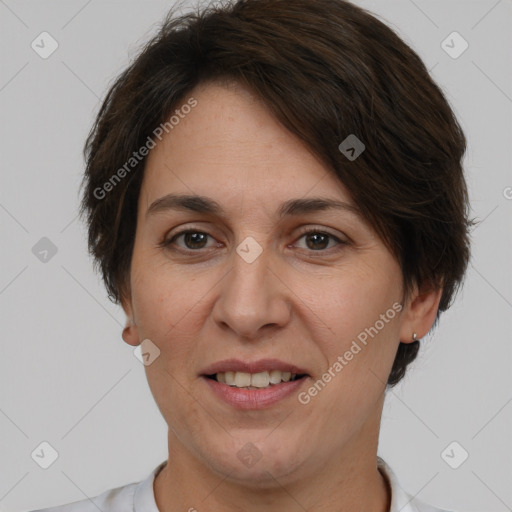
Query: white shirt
[{"left": 32, "top": 457, "right": 453, "bottom": 512}]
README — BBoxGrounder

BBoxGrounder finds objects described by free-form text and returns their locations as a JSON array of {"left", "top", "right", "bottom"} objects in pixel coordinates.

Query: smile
[
  {"left": 207, "top": 370, "right": 305, "bottom": 389},
  {"left": 200, "top": 359, "right": 310, "bottom": 409}
]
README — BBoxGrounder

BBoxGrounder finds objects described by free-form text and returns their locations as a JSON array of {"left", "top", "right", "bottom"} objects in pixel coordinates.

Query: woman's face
[{"left": 122, "top": 82, "right": 428, "bottom": 485}]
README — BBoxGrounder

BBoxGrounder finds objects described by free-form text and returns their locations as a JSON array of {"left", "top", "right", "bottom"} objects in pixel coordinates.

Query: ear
[
  {"left": 399, "top": 281, "right": 443, "bottom": 344},
  {"left": 120, "top": 293, "right": 140, "bottom": 347}
]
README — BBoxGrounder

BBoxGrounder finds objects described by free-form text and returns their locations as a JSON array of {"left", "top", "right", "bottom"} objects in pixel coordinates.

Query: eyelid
[
  {"left": 161, "top": 226, "right": 220, "bottom": 249},
  {"left": 292, "top": 225, "right": 349, "bottom": 245},
  {"left": 288, "top": 226, "right": 350, "bottom": 252},
  {"left": 160, "top": 224, "right": 350, "bottom": 252}
]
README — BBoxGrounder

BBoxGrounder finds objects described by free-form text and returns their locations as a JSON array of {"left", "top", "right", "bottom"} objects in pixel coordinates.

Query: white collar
[{"left": 133, "top": 458, "right": 449, "bottom": 512}]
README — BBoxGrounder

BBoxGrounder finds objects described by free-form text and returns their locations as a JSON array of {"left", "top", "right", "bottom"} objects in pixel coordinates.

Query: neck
[{"left": 154, "top": 403, "right": 391, "bottom": 512}]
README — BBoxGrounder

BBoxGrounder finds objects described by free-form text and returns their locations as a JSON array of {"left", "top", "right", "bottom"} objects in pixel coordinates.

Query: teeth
[
  {"left": 214, "top": 370, "right": 301, "bottom": 388},
  {"left": 269, "top": 370, "right": 282, "bottom": 384},
  {"left": 234, "top": 372, "right": 251, "bottom": 387},
  {"left": 251, "top": 371, "right": 270, "bottom": 388},
  {"left": 225, "top": 371, "right": 235, "bottom": 386}
]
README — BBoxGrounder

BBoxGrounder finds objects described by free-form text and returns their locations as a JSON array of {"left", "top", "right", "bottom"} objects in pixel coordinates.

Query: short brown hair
[{"left": 81, "top": 0, "right": 474, "bottom": 387}]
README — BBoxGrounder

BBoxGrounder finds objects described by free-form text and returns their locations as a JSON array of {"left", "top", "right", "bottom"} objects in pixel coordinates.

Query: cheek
[
  {"left": 130, "top": 289, "right": 187, "bottom": 382},
  {"left": 132, "top": 269, "right": 207, "bottom": 425},
  {"left": 131, "top": 261, "right": 197, "bottom": 334},
  {"left": 305, "top": 264, "right": 401, "bottom": 379},
  {"left": 307, "top": 264, "right": 398, "bottom": 335}
]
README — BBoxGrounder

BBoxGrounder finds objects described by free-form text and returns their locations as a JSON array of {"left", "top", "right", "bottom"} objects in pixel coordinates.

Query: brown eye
[
  {"left": 305, "top": 232, "right": 330, "bottom": 250},
  {"left": 183, "top": 232, "right": 209, "bottom": 249},
  {"left": 294, "top": 230, "right": 345, "bottom": 251},
  {"left": 165, "top": 230, "right": 215, "bottom": 250}
]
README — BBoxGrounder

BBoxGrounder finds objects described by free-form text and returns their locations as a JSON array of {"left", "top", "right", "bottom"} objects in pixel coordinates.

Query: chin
[{"left": 202, "top": 435, "right": 307, "bottom": 487}]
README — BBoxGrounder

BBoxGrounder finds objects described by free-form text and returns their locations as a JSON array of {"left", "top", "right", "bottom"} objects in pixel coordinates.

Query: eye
[
  {"left": 161, "top": 227, "right": 347, "bottom": 254},
  {"left": 164, "top": 230, "right": 219, "bottom": 250},
  {"left": 293, "top": 228, "right": 346, "bottom": 251}
]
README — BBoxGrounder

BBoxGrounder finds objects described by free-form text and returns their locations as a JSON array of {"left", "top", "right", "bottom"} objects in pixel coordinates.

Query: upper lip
[{"left": 201, "top": 358, "right": 309, "bottom": 376}]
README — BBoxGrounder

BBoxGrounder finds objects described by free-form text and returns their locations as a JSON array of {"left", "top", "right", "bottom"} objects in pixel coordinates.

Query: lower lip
[{"left": 202, "top": 376, "right": 307, "bottom": 410}]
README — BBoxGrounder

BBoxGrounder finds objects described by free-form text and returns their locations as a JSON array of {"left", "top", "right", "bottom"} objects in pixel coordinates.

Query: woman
[{"left": 33, "top": 0, "right": 472, "bottom": 510}]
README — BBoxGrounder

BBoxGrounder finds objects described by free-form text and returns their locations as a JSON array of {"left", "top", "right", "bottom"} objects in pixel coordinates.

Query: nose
[{"left": 211, "top": 245, "right": 292, "bottom": 340}]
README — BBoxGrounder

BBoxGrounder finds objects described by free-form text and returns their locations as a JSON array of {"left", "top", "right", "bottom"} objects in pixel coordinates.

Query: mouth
[
  {"left": 205, "top": 370, "right": 308, "bottom": 389},
  {"left": 200, "top": 359, "right": 310, "bottom": 409}
]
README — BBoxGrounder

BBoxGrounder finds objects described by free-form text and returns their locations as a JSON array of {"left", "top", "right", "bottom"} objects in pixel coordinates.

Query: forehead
[{"left": 140, "top": 82, "right": 354, "bottom": 212}]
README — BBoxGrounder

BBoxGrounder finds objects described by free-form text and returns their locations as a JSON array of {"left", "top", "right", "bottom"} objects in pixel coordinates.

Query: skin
[{"left": 121, "top": 81, "right": 442, "bottom": 512}]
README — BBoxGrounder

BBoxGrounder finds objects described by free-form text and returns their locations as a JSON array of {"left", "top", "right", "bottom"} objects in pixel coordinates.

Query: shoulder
[
  {"left": 29, "top": 482, "right": 138, "bottom": 512},
  {"left": 409, "top": 496, "right": 455, "bottom": 512},
  {"left": 29, "top": 461, "right": 166, "bottom": 512},
  {"left": 377, "top": 457, "right": 456, "bottom": 512}
]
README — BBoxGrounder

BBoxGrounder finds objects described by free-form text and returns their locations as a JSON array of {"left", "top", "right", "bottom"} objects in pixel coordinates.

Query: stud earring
[{"left": 412, "top": 332, "right": 418, "bottom": 342}]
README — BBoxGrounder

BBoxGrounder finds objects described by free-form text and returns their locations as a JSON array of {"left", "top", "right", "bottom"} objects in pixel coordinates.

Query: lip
[
  {"left": 200, "top": 358, "right": 309, "bottom": 376},
  {"left": 200, "top": 358, "right": 310, "bottom": 410},
  {"left": 202, "top": 375, "right": 308, "bottom": 410}
]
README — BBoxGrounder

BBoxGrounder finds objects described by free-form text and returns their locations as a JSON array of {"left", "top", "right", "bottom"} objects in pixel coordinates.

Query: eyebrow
[{"left": 146, "top": 193, "right": 363, "bottom": 220}]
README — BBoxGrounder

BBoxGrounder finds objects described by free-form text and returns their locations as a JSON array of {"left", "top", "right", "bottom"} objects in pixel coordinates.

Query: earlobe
[
  {"left": 122, "top": 323, "right": 140, "bottom": 346},
  {"left": 120, "top": 292, "right": 140, "bottom": 346},
  {"left": 399, "top": 284, "right": 443, "bottom": 344}
]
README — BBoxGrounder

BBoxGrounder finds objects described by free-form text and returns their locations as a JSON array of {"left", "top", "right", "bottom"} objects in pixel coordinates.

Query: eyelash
[{"left": 161, "top": 226, "right": 348, "bottom": 254}]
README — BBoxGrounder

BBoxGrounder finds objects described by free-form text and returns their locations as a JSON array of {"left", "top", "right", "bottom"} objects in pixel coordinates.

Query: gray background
[{"left": 0, "top": 1, "right": 511, "bottom": 511}]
